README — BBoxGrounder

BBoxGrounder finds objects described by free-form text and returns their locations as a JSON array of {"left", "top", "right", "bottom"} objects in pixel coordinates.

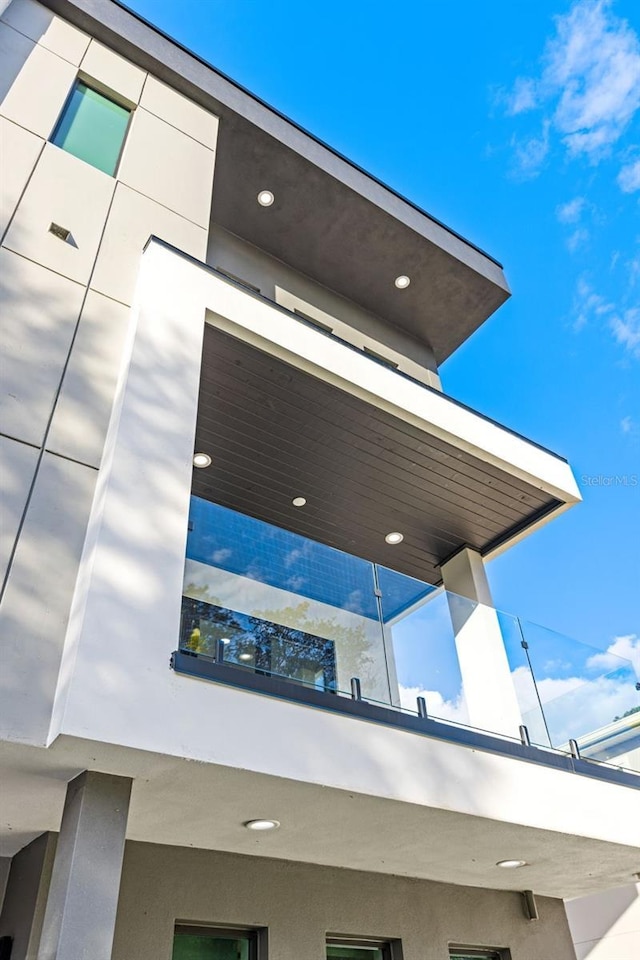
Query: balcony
[{"left": 175, "top": 497, "right": 640, "bottom": 778}]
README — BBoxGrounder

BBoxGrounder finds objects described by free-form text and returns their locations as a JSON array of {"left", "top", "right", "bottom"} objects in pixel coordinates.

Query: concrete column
[
  {"left": 440, "top": 547, "right": 522, "bottom": 738},
  {"left": 37, "top": 772, "right": 132, "bottom": 960}
]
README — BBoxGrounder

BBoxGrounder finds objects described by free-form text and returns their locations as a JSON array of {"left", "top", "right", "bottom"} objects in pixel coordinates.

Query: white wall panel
[
  {"left": 139, "top": 75, "right": 219, "bottom": 149},
  {"left": 0, "top": 452, "right": 97, "bottom": 746},
  {"left": 1, "top": 0, "right": 90, "bottom": 65},
  {"left": 0, "top": 23, "right": 75, "bottom": 138},
  {"left": 90, "top": 183, "right": 207, "bottom": 306},
  {"left": 0, "top": 434, "right": 38, "bottom": 583},
  {"left": 118, "top": 108, "right": 214, "bottom": 227},
  {"left": 80, "top": 38, "right": 145, "bottom": 105},
  {"left": 3, "top": 142, "right": 115, "bottom": 285},
  {"left": 46, "top": 291, "right": 131, "bottom": 468},
  {"left": 0, "top": 250, "right": 85, "bottom": 447},
  {"left": 0, "top": 116, "right": 43, "bottom": 237}
]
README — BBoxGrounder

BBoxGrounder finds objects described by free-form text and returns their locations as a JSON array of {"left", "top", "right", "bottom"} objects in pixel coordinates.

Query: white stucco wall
[
  {"left": 0, "top": 0, "right": 219, "bottom": 746},
  {"left": 566, "top": 883, "right": 640, "bottom": 960}
]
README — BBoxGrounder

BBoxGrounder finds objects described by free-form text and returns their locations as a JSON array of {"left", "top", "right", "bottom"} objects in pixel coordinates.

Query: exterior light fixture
[
  {"left": 292, "top": 497, "right": 306, "bottom": 507},
  {"left": 244, "top": 819, "right": 280, "bottom": 831},
  {"left": 394, "top": 275, "right": 410, "bottom": 289},
  {"left": 48, "top": 222, "right": 72, "bottom": 242},
  {"left": 239, "top": 653, "right": 253, "bottom": 661},
  {"left": 496, "top": 859, "right": 527, "bottom": 869},
  {"left": 385, "top": 532, "right": 404, "bottom": 544},
  {"left": 192, "top": 452, "right": 211, "bottom": 468},
  {"left": 257, "top": 190, "right": 274, "bottom": 207},
  {"left": 220, "top": 638, "right": 231, "bottom": 645}
]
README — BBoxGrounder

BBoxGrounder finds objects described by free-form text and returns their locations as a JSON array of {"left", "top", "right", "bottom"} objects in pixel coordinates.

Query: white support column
[
  {"left": 440, "top": 548, "right": 522, "bottom": 738},
  {"left": 37, "top": 771, "right": 132, "bottom": 960}
]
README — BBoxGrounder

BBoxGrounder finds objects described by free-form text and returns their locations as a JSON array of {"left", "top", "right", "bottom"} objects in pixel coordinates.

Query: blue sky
[{"left": 127, "top": 0, "right": 639, "bottom": 657}]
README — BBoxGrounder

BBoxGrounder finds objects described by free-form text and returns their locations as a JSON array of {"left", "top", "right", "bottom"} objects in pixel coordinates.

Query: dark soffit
[
  {"left": 44, "top": 0, "right": 511, "bottom": 363},
  {"left": 191, "top": 325, "right": 561, "bottom": 584}
]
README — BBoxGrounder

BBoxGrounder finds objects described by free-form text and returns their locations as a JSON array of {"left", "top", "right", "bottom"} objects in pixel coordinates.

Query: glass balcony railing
[{"left": 180, "top": 496, "right": 640, "bottom": 771}]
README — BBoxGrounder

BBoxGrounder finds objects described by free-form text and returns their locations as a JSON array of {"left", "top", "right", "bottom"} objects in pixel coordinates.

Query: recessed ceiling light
[
  {"left": 257, "top": 190, "right": 274, "bottom": 207},
  {"left": 496, "top": 859, "right": 527, "bottom": 869},
  {"left": 385, "top": 532, "right": 404, "bottom": 544},
  {"left": 244, "top": 819, "right": 280, "bottom": 831},
  {"left": 394, "top": 275, "right": 410, "bottom": 289},
  {"left": 239, "top": 653, "right": 253, "bottom": 661},
  {"left": 292, "top": 496, "right": 307, "bottom": 507},
  {"left": 193, "top": 452, "right": 211, "bottom": 468}
]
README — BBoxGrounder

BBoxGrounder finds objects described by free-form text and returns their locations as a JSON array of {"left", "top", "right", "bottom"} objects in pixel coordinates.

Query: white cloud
[
  {"left": 506, "top": 76, "right": 539, "bottom": 115},
  {"left": 610, "top": 306, "right": 640, "bottom": 357},
  {"left": 567, "top": 227, "right": 590, "bottom": 251},
  {"left": 618, "top": 158, "right": 640, "bottom": 192},
  {"left": 211, "top": 548, "right": 232, "bottom": 563},
  {"left": 628, "top": 253, "right": 640, "bottom": 285},
  {"left": 511, "top": 121, "right": 550, "bottom": 176},
  {"left": 398, "top": 684, "right": 469, "bottom": 726},
  {"left": 513, "top": 635, "right": 640, "bottom": 747},
  {"left": 571, "top": 277, "right": 640, "bottom": 357},
  {"left": 620, "top": 415, "right": 634, "bottom": 433},
  {"left": 556, "top": 196, "right": 586, "bottom": 223},
  {"left": 571, "top": 276, "right": 614, "bottom": 331},
  {"left": 506, "top": 0, "right": 640, "bottom": 179},
  {"left": 587, "top": 633, "right": 640, "bottom": 675}
]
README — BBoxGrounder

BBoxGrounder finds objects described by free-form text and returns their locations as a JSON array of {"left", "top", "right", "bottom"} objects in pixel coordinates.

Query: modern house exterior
[{"left": 0, "top": 1, "right": 638, "bottom": 958}]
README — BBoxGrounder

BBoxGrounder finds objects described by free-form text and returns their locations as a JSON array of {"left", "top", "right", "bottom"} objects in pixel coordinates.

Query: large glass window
[
  {"left": 51, "top": 81, "right": 130, "bottom": 176},
  {"left": 182, "top": 496, "right": 437, "bottom": 705},
  {"left": 173, "top": 927, "right": 257, "bottom": 960}
]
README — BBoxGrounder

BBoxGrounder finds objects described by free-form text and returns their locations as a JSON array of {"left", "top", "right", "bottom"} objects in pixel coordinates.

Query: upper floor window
[{"left": 51, "top": 80, "right": 130, "bottom": 176}]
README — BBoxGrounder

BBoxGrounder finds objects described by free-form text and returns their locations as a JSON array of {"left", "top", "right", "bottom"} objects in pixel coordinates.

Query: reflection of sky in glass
[
  {"left": 185, "top": 498, "right": 638, "bottom": 745},
  {"left": 390, "top": 592, "right": 463, "bottom": 705},
  {"left": 187, "top": 497, "right": 435, "bottom": 620},
  {"left": 511, "top": 614, "right": 638, "bottom": 746}
]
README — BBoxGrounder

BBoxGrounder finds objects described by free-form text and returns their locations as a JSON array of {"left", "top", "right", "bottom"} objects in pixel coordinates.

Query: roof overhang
[
  {"left": 121, "top": 238, "right": 579, "bottom": 582},
  {"left": 193, "top": 320, "right": 575, "bottom": 584},
  {"left": 43, "top": 0, "right": 511, "bottom": 362}
]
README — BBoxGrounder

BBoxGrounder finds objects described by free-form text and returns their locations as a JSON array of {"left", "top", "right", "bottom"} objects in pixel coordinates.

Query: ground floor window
[
  {"left": 449, "top": 948, "right": 508, "bottom": 960},
  {"left": 173, "top": 926, "right": 259, "bottom": 960},
  {"left": 327, "top": 938, "right": 398, "bottom": 960}
]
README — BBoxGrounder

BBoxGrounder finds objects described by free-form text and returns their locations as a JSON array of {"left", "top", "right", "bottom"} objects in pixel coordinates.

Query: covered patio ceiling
[{"left": 192, "top": 324, "right": 562, "bottom": 584}]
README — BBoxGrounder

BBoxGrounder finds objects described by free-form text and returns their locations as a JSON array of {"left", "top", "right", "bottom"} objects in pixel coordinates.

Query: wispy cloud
[
  {"left": 571, "top": 276, "right": 640, "bottom": 358},
  {"left": 511, "top": 121, "right": 550, "bottom": 176},
  {"left": 618, "top": 157, "right": 640, "bottom": 192},
  {"left": 506, "top": 76, "right": 539, "bottom": 114},
  {"left": 610, "top": 306, "right": 640, "bottom": 357},
  {"left": 587, "top": 633, "right": 640, "bottom": 675},
  {"left": 567, "top": 227, "right": 590, "bottom": 251},
  {"left": 556, "top": 196, "right": 586, "bottom": 223},
  {"left": 620, "top": 415, "right": 634, "bottom": 434},
  {"left": 572, "top": 276, "right": 614, "bottom": 331},
  {"left": 504, "top": 0, "right": 640, "bottom": 181},
  {"left": 513, "top": 634, "right": 640, "bottom": 746},
  {"left": 398, "top": 683, "right": 469, "bottom": 725}
]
